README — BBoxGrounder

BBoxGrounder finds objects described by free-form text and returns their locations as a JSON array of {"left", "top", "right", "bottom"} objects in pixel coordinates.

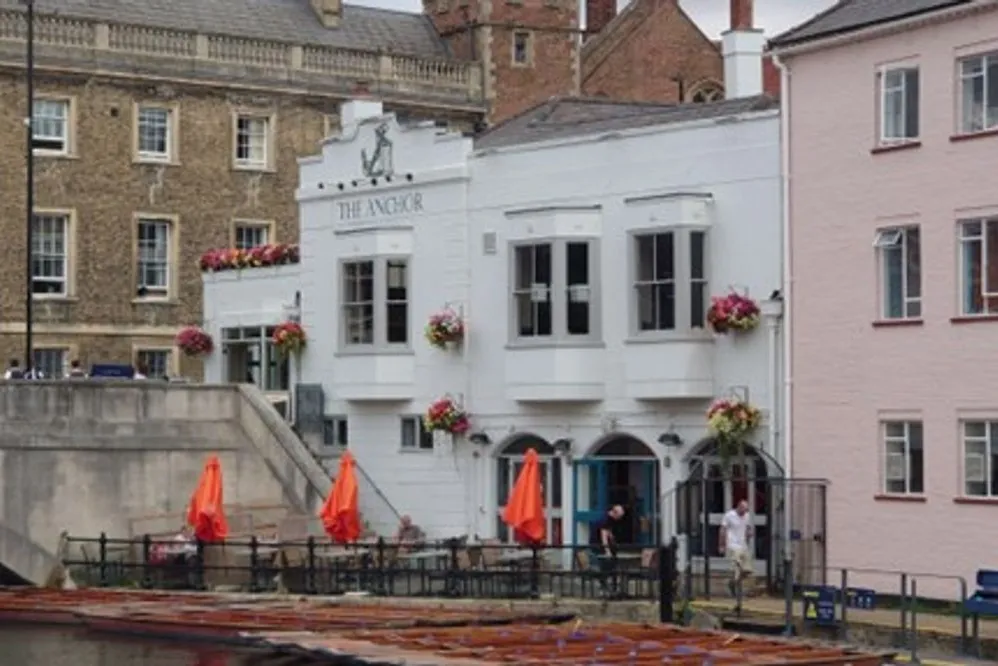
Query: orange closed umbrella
[
  {"left": 318, "top": 451, "right": 361, "bottom": 543},
  {"left": 501, "top": 448, "right": 546, "bottom": 544},
  {"left": 187, "top": 455, "right": 229, "bottom": 542}
]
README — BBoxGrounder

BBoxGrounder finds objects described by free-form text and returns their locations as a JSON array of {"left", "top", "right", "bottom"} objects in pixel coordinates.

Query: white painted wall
[{"left": 203, "top": 103, "right": 784, "bottom": 544}]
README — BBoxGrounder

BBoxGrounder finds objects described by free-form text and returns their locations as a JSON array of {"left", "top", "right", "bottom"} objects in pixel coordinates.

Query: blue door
[
  {"left": 571, "top": 459, "right": 608, "bottom": 546},
  {"left": 636, "top": 460, "right": 659, "bottom": 544}
]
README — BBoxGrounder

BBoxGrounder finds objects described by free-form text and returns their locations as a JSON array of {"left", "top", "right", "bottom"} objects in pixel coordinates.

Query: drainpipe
[
  {"left": 772, "top": 52, "right": 794, "bottom": 630},
  {"left": 761, "top": 301, "right": 782, "bottom": 462}
]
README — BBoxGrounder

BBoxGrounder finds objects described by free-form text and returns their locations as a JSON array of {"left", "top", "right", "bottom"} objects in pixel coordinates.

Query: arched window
[
  {"left": 495, "top": 434, "right": 563, "bottom": 544},
  {"left": 689, "top": 82, "right": 724, "bottom": 104}
]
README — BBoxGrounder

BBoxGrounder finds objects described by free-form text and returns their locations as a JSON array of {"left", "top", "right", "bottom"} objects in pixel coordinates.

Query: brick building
[{"left": 0, "top": 0, "right": 768, "bottom": 378}]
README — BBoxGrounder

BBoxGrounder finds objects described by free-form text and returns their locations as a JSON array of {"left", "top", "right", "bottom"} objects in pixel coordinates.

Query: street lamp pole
[{"left": 24, "top": 0, "right": 34, "bottom": 370}]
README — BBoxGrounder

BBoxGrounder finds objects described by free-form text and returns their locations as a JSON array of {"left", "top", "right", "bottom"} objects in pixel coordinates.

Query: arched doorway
[
  {"left": 495, "top": 434, "right": 563, "bottom": 545},
  {"left": 573, "top": 434, "right": 660, "bottom": 546},
  {"left": 681, "top": 438, "right": 781, "bottom": 573}
]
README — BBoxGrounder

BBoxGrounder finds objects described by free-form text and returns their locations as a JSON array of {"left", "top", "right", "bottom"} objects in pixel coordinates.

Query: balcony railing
[{"left": 0, "top": 9, "right": 484, "bottom": 107}]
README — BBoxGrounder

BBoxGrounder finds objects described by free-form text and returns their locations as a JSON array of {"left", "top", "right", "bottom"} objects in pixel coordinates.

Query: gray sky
[{"left": 357, "top": 0, "right": 837, "bottom": 37}]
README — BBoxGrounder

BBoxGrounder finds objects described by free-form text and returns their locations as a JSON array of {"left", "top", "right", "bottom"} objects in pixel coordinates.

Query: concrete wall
[{"left": 0, "top": 382, "right": 328, "bottom": 584}]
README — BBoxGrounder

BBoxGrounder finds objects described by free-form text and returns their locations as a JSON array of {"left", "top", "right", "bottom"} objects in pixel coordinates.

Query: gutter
[{"left": 771, "top": 0, "right": 995, "bottom": 57}]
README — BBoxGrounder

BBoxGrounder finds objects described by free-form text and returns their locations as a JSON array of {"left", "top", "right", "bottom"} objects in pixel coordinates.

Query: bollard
[
  {"left": 98, "top": 532, "right": 108, "bottom": 587},
  {"left": 658, "top": 540, "right": 676, "bottom": 624},
  {"left": 839, "top": 569, "right": 849, "bottom": 641},
  {"left": 306, "top": 536, "right": 317, "bottom": 595},
  {"left": 375, "top": 537, "right": 386, "bottom": 596},
  {"left": 909, "top": 578, "right": 921, "bottom": 665},
  {"left": 249, "top": 536, "right": 259, "bottom": 593},
  {"left": 782, "top": 557, "right": 795, "bottom": 636},
  {"left": 529, "top": 545, "right": 540, "bottom": 599},
  {"left": 141, "top": 534, "right": 152, "bottom": 589}
]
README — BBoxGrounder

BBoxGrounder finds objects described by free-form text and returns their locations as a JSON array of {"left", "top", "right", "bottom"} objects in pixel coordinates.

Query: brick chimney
[
  {"left": 310, "top": 0, "right": 341, "bottom": 28},
  {"left": 586, "top": 0, "right": 616, "bottom": 36},
  {"left": 721, "top": 0, "right": 763, "bottom": 98}
]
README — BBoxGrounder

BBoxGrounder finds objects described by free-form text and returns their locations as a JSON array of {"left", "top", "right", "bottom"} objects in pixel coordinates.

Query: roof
[
  {"left": 770, "top": 0, "right": 971, "bottom": 48},
  {"left": 474, "top": 95, "right": 779, "bottom": 150},
  {"left": 0, "top": 0, "right": 450, "bottom": 59}
]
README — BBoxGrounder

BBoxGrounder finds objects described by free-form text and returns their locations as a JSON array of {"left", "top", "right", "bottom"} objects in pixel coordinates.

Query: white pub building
[{"left": 202, "top": 14, "right": 787, "bottom": 572}]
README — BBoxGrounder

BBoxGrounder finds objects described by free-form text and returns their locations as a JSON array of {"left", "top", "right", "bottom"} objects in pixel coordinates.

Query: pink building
[{"left": 773, "top": 1, "right": 998, "bottom": 599}]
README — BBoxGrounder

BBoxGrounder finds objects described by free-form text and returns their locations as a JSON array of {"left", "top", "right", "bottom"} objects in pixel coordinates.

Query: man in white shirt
[{"left": 719, "top": 499, "right": 753, "bottom": 607}]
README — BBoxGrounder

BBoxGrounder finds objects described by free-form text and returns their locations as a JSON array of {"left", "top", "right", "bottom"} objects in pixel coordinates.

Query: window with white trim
[
  {"left": 882, "top": 420, "right": 923, "bottom": 495},
  {"left": 136, "top": 106, "right": 172, "bottom": 160},
  {"left": 221, "top": 326, "right": 289, "bottom": 391},
  {"left": 959, "top": 53, "right": 998, "bottom": 134},
  {"left": 32, "top": 99, "right": 69, "bottom": 153},
  {"left": 234, "top": 223, "right": 269, "bottom": 250},
  {"left": 400, "top": 416, "right": 433, "bottom": 451},
  {"left": 511, "top": 240, "right": 599, "bottom": 343},
  {"left": 323, "top": 416, "right": 349, "bottom": 449},
  {"left": 341, "top": 258, "right": 409, "bottom": 349},
  {"left": 136, "top": 218, "right": 172, "bottom": 298},
  {"left": 136, "top": 349, "right": 170, "bottom": 379},
  {"left": 633, "top": 229, "right": 708, "bottom": 334},
  {"left": 879, "top": 66, "right": 919, "bottom": 142},
  {"left": 235, "top": 115, "right": 269, "bottom": 169},
  {"left": 32, "top": 348, "right": 67, "bottom": 379},
  {"left": 873, "top": 226, "right": 921, "bottom": 319},
  {"left": 31, "top": 213, "right": 68, "bottom": 296},
  {"left": 963, "top": 421, "right": 998, "bottom": 497},
  {"left": 958, "top": 217, "right": 998, "bottom": 316}
]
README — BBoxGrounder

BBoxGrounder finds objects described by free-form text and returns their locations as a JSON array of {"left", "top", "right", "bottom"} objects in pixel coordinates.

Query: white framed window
[
  {"left": 32, "top": 348, "right": 67, "bottom": 379},
  {"left": 879, "top": 66, "right": 919, "bottom": 142},
  {"left": 882, "top": 420, "right": 923, "bottom": 495},
  {"left": 512, "top": 31, "right": 532, "bottom": 66},
  {"left": 963, "top": 421, "right": 998, "bottom": 497},
  {"left": 400, "top": 416, "right": 433, "bottom": 451},
  {"left": 632, "top": 229, "right": 708, "bottom": 335},
  {"left": 873, "top": 226, "right": 921, "bottom": 319},
  {"left": 958, "top": 217, "right": 998, "bottom": 316},
  {"left": 136, "top": 349, "right": 171, "bottom": 379},
  {"left": 323, "top": 416, "right": 349, "bottom": 449},
  {"left": 959, "top": 53, "right": 998, "bottom": 134},
  {"left": 234, "top": 115, "right": 270, "bottom": 169},
  {"left": 234, "top": 223, "right": 270, "bottom": 250},
  {"left": 136, "top": 106, "right": 172, "bottom": 160},
  {"left": 31, "top": 213, "right": 68, "bottom": 297},
  {"left": 221, "top": 326, "right": 290, "bottom": 391},
  {"left": 136, "top": 218, "right": 172, "bottom": 298},
  {"left": 510, "top": 239, "right": 600, "bottom": 343},
  {"left": 32, "top": 99, "right": 69, "bottom": 154},
  {"left": 341, "top": 258, "right": 409, "bottom": 349}
]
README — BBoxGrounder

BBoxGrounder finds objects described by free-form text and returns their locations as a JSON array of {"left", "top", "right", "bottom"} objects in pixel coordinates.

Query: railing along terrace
[
  {"left": 63, "top": 533, "right": 679, "bottom": 604},
  {"left": 0, "top": 9, "right": 484, "bottom": 105}
]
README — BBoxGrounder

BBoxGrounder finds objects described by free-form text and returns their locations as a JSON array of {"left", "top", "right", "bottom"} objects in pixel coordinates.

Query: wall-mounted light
[
  {"left": 657, "top": 432, "right": 683, "bottom": 447},
  {"left": 469, "top": 431, "right": 491, "bottom": 445}
]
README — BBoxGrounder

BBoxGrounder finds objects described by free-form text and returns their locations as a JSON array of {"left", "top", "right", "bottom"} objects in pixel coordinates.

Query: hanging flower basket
[
  {"left": 706, "top": 291, "right": 761, "bottom": 334},
  {"left": 424, "top": 309, "right": 464, "bottom": 349},
  {"left": 706, "top": 397, "right": 762, "bottom": 460},
  {"left": 272, "top": 321, "right": 306, "bottom": 356},
  {"left": 199, "top": 243, "right": 300, "bottom": 273},
  {"left": 175, "top": 326, "right": 214, "bottom": 357},
  {"left": 424, "top": 396, "right": 470, "bottom": 435}
]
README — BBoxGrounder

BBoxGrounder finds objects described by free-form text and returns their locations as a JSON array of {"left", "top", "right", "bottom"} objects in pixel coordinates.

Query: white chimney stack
[{"left": 721, "top": 0, "right": 764, "bottom": 99}]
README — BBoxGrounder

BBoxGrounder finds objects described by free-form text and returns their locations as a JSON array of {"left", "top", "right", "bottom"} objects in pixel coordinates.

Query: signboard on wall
[{"left": 295, "top": 383, "right": 324, "bottom": 434}]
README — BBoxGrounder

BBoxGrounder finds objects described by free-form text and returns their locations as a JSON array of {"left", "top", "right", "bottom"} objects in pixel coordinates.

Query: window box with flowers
[
  {"left": 199, "top": 243, "right": 300, "bottom": 273},
  {"left": 424, "top": 396, "right": 470, "bottom": 435},
  {"left": 175, "top": 326, "right": 214, "bottom": 357},
  {"left": 706, "top": 397, "right": 761, "bottom": 461},
  {"left": 425, "top": 308, "right": 464, "bottom": 349},
  {"left": 706, "top": 291, "right": 760, "bottom": 334},
  {"left": 272, "top": 321, "right": 306, "bottom": 356}
]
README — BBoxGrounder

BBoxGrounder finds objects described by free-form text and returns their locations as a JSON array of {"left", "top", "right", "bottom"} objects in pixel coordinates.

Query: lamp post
[{"left": 24, "top": 0, "right": 34, "bottom": 370}]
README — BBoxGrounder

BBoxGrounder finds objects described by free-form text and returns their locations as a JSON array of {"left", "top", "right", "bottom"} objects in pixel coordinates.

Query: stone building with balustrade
[{"left": 0, "top": 0, "right": 485, "bottom": 378}]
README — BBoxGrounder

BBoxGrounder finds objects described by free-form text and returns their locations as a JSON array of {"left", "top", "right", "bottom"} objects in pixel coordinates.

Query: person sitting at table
[
  {"left": 394, "top": 515, "right": 426, "bottom": 550},
  {"left": 590, "top": 505, "right": 625, "bottom": 597}
]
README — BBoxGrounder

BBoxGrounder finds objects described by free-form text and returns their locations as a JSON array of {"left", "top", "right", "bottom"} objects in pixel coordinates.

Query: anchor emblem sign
[{"left": 360, "top": 122, "right": 394, "bottom": 178}]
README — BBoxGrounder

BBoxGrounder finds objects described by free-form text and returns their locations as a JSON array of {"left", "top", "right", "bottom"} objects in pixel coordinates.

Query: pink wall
[{"left": 787, "top": 9, "right": 998, "bottom": 599}]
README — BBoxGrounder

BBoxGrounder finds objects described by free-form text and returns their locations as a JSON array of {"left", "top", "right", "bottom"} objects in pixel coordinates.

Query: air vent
[{"left": 482, "top": 231, "right": 497, "bottom": 255}]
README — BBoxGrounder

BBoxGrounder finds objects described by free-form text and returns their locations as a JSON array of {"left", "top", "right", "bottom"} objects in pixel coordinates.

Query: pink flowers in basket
[
  {"left": 199, "top": 243, "right": 300, "bottom": 273},
  {"left": 272, "top": 322, "right": 306, "bottom": 355},
  {"left": 175, "top": 326, "right": 214, "bottom": 357},
  {"left": 706, "top": 291, "right": 760, "bottom": 334},
  {"left": 424, "top": 396, "right": 470, "bottom": 435},
  {"left": 424, "top": 309, "right": 464, "bottom": 349}
]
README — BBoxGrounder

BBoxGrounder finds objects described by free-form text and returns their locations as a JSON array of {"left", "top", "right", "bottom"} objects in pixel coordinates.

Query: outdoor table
[
  {"left": 400, "top": 548, "right": 451, "bottom": 568},
  {"left": 497, "top": 550, "right": 536, "bottom": 566}
]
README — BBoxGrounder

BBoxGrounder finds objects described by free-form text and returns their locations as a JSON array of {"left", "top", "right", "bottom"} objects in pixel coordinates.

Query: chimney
[
  {"left": 721, "top": 0, "right": 764, "bottom": 99},
  {"left": 585, "top": 0, "right": 616, "bottom": 37},
  {"left": 310, "top": 0, "right": 341, "bottom": 28}
]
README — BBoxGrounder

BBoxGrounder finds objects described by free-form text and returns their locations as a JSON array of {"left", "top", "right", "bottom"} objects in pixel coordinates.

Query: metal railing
[{"left": 62, "top": 534, "right": 679, "bottom": 611}]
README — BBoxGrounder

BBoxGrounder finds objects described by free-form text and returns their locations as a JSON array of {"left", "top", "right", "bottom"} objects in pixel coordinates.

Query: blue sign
[
  {"left": 845, "top": 587, "right": 876, "bottom": 610},
  {"left": 802, "top": 586, "right": 837, "bottom": 626},
  {"left": 89, "top": 364, "right": 134, "bottom": 378}
]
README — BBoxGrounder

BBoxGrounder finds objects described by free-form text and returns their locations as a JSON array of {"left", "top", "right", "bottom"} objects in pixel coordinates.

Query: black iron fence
[{"left": 63, "top": 534, "right": 678, "bottom": 610}]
